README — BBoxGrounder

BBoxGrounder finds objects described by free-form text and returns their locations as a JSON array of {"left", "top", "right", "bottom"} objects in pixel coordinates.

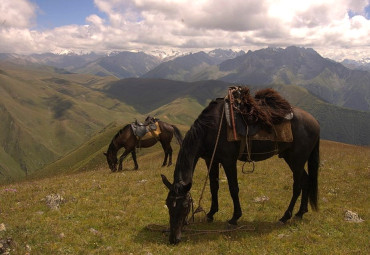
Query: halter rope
[{"left": 191, "top": 104, "right": 225, "bottom": 220}]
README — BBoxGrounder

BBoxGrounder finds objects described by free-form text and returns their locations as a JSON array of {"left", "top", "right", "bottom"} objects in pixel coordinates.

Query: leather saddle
[
  {"left": 225, "top": 101, "right": 260, "bottom": 137},
  {"left": 131, "top": 118, "right": 159, "bottom": 139}
]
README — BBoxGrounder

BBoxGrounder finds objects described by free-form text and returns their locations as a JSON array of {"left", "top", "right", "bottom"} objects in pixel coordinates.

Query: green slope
[{"left": 0, "top": 62, "right": 140, "bottom": 182}]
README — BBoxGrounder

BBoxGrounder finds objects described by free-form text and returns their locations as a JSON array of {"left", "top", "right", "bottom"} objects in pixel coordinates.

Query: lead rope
[
  {"left": 241, "top": 125, "right": 255, "bottom": 174},
  {"left": 191, "top": 105, "right": 225, "bottom": 220}
]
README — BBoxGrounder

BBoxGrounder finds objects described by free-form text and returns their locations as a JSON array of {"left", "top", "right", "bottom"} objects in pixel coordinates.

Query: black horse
[
  {"left": 104, "top": 116, "right": 183, "bottom": 171},
  {"left": 162, "top": 87, "right": 320, "bottom": 244}
]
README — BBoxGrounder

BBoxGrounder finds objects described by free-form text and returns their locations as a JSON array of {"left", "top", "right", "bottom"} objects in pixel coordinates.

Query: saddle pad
[
  {"left": 227, "top": 121, "right": 293, "bottom": 142},
  {"left": 137, "top": 122, "right": 161, "bottom": 141}
]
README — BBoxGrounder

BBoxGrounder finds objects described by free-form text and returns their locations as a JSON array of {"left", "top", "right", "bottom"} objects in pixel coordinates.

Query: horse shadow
[{"left": 133, "top": 219, "right": 296, "bottom": 245}]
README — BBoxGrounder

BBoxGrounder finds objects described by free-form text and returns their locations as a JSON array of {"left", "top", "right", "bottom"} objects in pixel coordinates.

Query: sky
[{"left": 0, "top": 0, "right": 369, "bottom": 61}]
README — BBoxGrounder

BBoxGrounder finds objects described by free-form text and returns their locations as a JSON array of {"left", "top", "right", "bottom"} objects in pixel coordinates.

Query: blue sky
[
  {"left": 32, "top": 0, "right": 107, "bottom": 29},
  {"left": 1, "top": 0, "right": 369, "bottom": 60}
]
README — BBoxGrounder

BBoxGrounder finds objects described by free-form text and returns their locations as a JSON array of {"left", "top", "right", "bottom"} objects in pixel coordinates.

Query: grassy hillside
[
  {"left": 0, "top": 62, "right": 139, "bottom": 182},
  {"left": 1, "top": 140, "right": 369, "bottom": 254}
]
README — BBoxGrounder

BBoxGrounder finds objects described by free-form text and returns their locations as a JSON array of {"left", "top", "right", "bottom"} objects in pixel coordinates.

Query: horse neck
[
  {"left": 174, "top": 98, "right": 223, "bottom": 185},
  {"left": 110, "top": 124, "right": 130, "bottom": 153},
  {"left": 173, "top": 124, "right": 204, "bottom": 185},
  {"left": 107, "top": 141, "right": 119, "bottom": 157}
]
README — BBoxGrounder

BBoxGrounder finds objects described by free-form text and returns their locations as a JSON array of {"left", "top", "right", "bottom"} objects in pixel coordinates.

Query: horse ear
[{"left": 161, "top": 174, "right": 172, "bottom": 190}]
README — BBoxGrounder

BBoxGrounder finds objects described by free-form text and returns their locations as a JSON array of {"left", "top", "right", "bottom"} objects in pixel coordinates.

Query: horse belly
[
  {"left": 240, "top": 141, "right": 291, "bottom": 162},
  {"left": 136, "top": 138, "right": 157, "bottom": 148}
]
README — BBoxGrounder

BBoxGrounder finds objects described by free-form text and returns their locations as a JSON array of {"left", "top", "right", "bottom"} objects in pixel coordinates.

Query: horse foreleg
[
  {"left": 207, "top": 161, "right": 220, "bottom": 222},
  {"left": 118, "top": 149, "right": 131, "bottom": 171},
  {"left": 223, "top": 162, "right": 242, "bottom": 225},
  {"left": 280, "top": 168, "right": 304, "bottom": 223},
  {"left": 295, "top": 171, "right": 309, "bottom": 219},
  {"left": 131, "top": 150, "right": 139, "bottom": 170}
]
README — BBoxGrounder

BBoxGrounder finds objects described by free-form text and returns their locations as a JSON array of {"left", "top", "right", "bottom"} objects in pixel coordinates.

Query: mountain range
[
  {"left": 2, "top": 47, "right": 369, "bottom": 112},
  {"left": 0, "top": 46, "right": 369, "bottom": 182},
  {"left": 144, "top": 46, "right": 370, "bottom": 112}
]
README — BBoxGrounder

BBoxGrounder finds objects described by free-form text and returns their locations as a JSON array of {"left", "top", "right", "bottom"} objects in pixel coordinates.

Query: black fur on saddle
[
  {"left": 131, "top": 116, "right": 159, "bottom": 138},
  {"left": 225, "top": 86, "right": 293, "bottom": 137}
]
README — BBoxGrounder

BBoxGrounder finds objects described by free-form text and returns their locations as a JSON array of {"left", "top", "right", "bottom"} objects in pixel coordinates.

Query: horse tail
[
  {"left": 308, "top": 138, "right": 320, "bottom": 211},
  {"left": 172, "top": 125, "right": 183, "bottom": 146}
]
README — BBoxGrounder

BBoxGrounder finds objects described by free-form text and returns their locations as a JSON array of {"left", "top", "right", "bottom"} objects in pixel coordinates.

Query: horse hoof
[
  {"left": 227, "top": 221, "right": 238, "bottom": 229},
  {"left": 277, "top": 219, "right": 286, "bottom": 225},
  {"left": 206, "top": 214, "right": 214, "bottom": 223},
  {"left": 227, "top": 219, "right": 238, "bottom": 225}
]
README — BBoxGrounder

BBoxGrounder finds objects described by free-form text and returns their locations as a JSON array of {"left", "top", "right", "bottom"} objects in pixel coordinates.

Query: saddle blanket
[{"left": 227, "top": 121, "right": 293, "bottom": 143}]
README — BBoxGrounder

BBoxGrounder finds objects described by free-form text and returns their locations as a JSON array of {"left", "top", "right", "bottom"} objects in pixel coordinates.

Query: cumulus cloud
[
  {"left": 0, "top": 0, "right": 369, "bottom": 60},
  {"left": 0, "top": 0, "right": 36, "bottom": 28}
]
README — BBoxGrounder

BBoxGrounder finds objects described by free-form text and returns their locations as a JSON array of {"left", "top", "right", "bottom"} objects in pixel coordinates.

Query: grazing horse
[
  {"left": 162, "top": 87, "right": 320, "bottom": 244},
  {"left": 104, "top": 116, "right": 183, "bottom": 171}
]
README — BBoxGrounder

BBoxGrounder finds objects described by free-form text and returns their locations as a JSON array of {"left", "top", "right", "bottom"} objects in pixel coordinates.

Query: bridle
[{"left": 167, "top": 192, "right": 194, "bottom": 224}]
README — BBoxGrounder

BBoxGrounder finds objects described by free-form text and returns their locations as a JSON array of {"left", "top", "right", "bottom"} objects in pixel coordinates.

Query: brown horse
[
  {"left": 104, "top": 117, "right": 183, "bottom": 171},
  {"left": 161, "top": 87, "right": 320, "bottom": 244}
]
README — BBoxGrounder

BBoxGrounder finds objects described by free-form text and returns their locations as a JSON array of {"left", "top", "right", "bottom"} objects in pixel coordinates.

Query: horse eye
[{"left": 183, "top": 201, "right": 189, "bottom": 208}]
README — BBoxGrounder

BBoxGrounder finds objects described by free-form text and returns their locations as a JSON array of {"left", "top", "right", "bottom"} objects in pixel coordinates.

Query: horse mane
[
  {"left": 174, "top": 99, "right": 221, "bottom": 183},
  {"left": 254, "top": 88, "right": 292, "bottom": 125},
  {"left": 108, "top": 124, "right": 131, "bottom": 151}
]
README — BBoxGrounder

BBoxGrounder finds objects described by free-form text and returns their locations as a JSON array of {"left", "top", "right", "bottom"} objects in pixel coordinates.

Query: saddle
[
  {"left": 225, "top": 86, "right": 293, "bottom": 143},
  {"left": 131, "top": 117, "right": 161, "bottom": 141}
]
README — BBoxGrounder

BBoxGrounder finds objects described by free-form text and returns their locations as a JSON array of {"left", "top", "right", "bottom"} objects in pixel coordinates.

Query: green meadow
[{"left": 1, "top": 140, "right": 369, "bottom": 254}]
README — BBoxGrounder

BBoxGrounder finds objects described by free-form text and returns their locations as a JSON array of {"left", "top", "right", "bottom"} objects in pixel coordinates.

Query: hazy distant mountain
[
  {"left": 0, "top": 52, "right": 103, "bottom": 70},
  {"left": 341, "top": 58, "right": 370, "bottom": 71},
  {"left": 73, "top": 51, "right": 161, "bottom": 78},
  {"left": 0, "top": 51, "right": 162, "bottom": 79},
  {"left": 142, "top": 49, "right": 245, "bottom": 81}
]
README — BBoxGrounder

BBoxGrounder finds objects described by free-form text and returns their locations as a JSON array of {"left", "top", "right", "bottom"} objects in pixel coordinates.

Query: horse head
[
  {"left": 103, "top": 151, "right": 118, "bottom": 172},
  {"left": 161, "top": 174, "right": 192, "bottom": 244}
]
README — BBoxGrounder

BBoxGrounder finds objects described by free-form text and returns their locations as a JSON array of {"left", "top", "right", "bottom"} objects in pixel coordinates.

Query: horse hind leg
[
  {"left": 280, "top": 166, "right": 304, "bottom": 223},
  {"left": 131, "top": 150, "right": 139, "bottom": 170},
  {"left": 206, "top": 161, "right": 220, "bottom": 222},
  {"left": 161, "top": 151, "right": 168, "bottom": 167},
  {"left": 160, "top": 141, "right": 172, "bottom": 167},
  {"left": 295, "top": 171, "right": 309, "bottom": 219},
  {"left": 223, "top": 161, "right": 242, "bottom": 225},
  {"left": 166, "top": 146, "right": 173, "bottom": 167}
]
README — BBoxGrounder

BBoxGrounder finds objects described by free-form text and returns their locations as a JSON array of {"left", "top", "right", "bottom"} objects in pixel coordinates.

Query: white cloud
[
  {"left": 0, "top": 0, "right": 369, "bottom": 60},
  {"left": 0, "top": 0, "right": 36, "bottom": 28}
]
